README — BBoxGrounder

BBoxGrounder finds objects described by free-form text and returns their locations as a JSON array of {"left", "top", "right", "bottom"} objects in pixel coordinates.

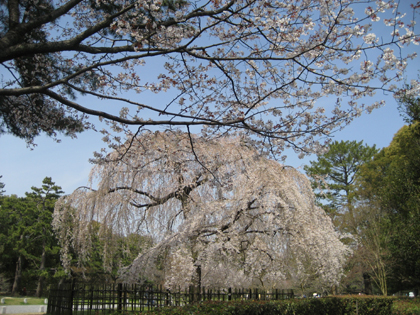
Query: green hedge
[
  {"left": 392, "top": 297, "right": 420, "bottom": 315},
  {"left": 136, "top": 296, "right": 394, "bottom": 315}
]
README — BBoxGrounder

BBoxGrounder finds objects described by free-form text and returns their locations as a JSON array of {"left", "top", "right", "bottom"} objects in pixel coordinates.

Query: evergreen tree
[
  {"left": 25, "top": 177, "right": 63, "bottom": 297},
  {"left": 304, "top": 140, "right": 378, "bottom": 234},
  {"left": 358, "top": 122, "right": 420, "bottom": 291},
  {"left": 0, "top": 177, "right": 63, "bottom": 296},
  {"left": 0, "top": 195, "right": 34, "bottom": 295},
  {"left": 0, "top": 176, "right": 5, "bottom": 196}
]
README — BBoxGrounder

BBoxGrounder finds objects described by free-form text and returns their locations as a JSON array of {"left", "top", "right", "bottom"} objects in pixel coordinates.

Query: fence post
[
  {"left": 69, "top": 279, "right": 75, "bottom": 315},
  {"left": 89, "top": 285, "right": 94, "bottom": 312},
  {"left": 117, "top": 283, "right": 123, "bottom": 311},
  {"left": 123, "top": 284, "right": 127, "bottom": 310},
  {"left": 192, "top": 285, "right": 196, "bottom": 303},
  {"left": 228, "top": 288, "right": 232, "bottom": 301},
  {"left": 112, "top": 283, "right": 115, "bottom": 312},
  {"left": 47, "top": 284, "right": 54, "bottom": 315}
]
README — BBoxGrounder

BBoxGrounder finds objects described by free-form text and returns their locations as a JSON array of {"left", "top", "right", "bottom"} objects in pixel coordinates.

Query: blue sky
[{"left": 1, "top": 1, "right": 419, "bottom": 197}]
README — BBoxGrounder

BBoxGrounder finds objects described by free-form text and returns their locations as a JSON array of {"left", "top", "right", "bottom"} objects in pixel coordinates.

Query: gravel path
[{"left": 0, "top": 305, "right": 46, "bottom": 314}]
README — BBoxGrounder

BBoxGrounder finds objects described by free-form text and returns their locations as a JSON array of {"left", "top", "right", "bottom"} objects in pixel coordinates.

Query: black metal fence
[{"left": 47, "top": 281, "right": 294, "bottom": 315}]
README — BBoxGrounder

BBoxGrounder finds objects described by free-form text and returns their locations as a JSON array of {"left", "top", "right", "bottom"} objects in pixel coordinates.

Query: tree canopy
[
  {"left": 396, "top": 83, "right": 420, "bottom": 124},
  {"left": 25, "top": 177, "right": 63, "bottom": 297},
  {"left": 53, "top": 131, "right": 350, "bottom": 290},
  {"left": 304, "top": 140, "right": 378, "bottom": 233},
  {"left": 0, "top": 177, "right": 63, "bottom": 296},
  {"left": 358, "top": 122, "right": 420, "bottom": 291},
  {"left": 1, "top": 0, "right": 419, "bottom": 154}
]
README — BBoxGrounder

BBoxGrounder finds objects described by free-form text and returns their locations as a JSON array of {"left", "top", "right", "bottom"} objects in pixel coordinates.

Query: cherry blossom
[
  {"left": 0, "top": 0, "right": 419, "bottom": 152},
  {"left": 53, "top": 131, "right": 350, "bottom": 289}
]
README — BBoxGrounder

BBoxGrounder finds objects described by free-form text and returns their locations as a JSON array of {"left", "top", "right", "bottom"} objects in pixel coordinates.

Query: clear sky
[{"left": 0, "top": 0, "right": 419, "bottom": 197}]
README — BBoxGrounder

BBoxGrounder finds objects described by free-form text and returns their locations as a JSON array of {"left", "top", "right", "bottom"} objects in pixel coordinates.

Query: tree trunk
[
  {"left": 191, "top": 264, "right": 202, "bottom": 302},
  {"left": 12, "top": 255, "right": 22, "bottom": 296},
  {"left": 346, "top": 190, "right": 358, "bottom": 234},
  {"left": 196, "top": 264, "right": 201, "bottom": 289},
  {"left": 35, "top": 243, "right": 46, "bottom": 297},
  {"left": 331, "top": 284, "right": 337, "bottom": 295}
]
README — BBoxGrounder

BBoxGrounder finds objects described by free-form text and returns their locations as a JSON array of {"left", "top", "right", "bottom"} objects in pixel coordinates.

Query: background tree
[
  {"left": 0, "top": 176, "right": 5, "bottom": 196},
  {"left": 304, "top": 140, "right": 380, "bottom": 294},
  {"left": 0, "top": 178, "right": 63, "bottom": 296},
  {"left": 0, "top": 265, "right": 8, "bottom": 292},
  {"left": 61, "top": 220, "right": 153, "bottom": 285},
  {"left": 358, "top": 120, "right": 420, "bottom": 292},
  {"left": 0, "top": 0, "right": 418, "bottom": 155},
  {"left": 0, "top": 182, "right": 10, "bottom": 292},
  {"left": 25, "top": 177, "right": 63, "bottom": 297},
  {"left": 354, "top": 203, "right": 391, "bottom": 295},
  {"left": 0, "top": 195, "right": 35, "bottom": 295},
  {"left": 396, "top": 82, "right": 420, "bottom": 125},
  {"left": 304, "top": 140, "right": 378, "bottom": 234},
  {"left": 53, "top": 131, "right": 350, "bottom": 290}
]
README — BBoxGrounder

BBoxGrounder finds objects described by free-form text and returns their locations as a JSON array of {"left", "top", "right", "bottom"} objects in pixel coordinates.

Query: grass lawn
[{"left": 0, "top": 296, "right": 47, "bottom": 305}]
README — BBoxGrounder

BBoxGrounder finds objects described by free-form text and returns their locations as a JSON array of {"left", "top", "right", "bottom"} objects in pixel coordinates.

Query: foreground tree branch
[{"left": 0, "top": 0, "right": 418, "bottom": 152}]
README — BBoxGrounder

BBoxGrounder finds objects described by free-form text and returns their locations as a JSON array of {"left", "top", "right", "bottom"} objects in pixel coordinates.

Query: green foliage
[
  {"left": 132, "top": 297, "right": 393, "bottom": 315},
  {"left": 0, "top": 267, "right": 9, "bottom": 292},
  {"left": 0, "top": 0, "right": 87, "bottom": 141},
  {"left": 0, "top": 177, "right": 63, "bottom": 295},
  {"left": 0, "top": 195, "right": 35, "bottom": 273},
  {"left": 304, "top": 140, "right": 378, "bottom": 294},
  {"left": 0, "top": 175, "right": 5, "bottom": 196},
  {"left": 392, "top": 298, "right": 420, "bottom": 315},
  {"left": 397, "top": 84, "right": 420, "bottom": 125},
  {"left": 59, "top": 219, "right": 153, "bottom": 284},
  {"left": 304, "top": 140, "right": 378, "bottom": 233},
  {"left": 349, "top": 122, "right": 420, "bottom": 294},
  {"left": 358, "top": 123, "right": 420, "bottom": 291}
]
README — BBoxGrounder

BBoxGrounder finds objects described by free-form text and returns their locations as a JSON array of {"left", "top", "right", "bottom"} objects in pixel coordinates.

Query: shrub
[
  {"left": 392, "top": 298, "right": 420, "bottom": 315},
  {"left": 136, "top": 296, "right": 393, "bottom": 315}
]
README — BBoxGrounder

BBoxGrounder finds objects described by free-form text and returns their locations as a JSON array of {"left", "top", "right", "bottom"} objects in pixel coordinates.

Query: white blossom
[
  {"left": 0, "top": 0, "right": 418, "bottom": 149},
  {"left": 53, "top": 132, "right": 351, "bottom": 289}
]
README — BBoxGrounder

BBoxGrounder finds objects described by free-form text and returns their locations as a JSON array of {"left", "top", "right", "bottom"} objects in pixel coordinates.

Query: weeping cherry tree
[{"left": 53, "top": 131, "right": 350, "bottom": 290}]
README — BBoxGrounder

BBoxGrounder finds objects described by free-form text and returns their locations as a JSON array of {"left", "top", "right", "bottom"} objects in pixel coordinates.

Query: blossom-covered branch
[{"left": 0, "top": 0, "right": 418, "bottom": 151}]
